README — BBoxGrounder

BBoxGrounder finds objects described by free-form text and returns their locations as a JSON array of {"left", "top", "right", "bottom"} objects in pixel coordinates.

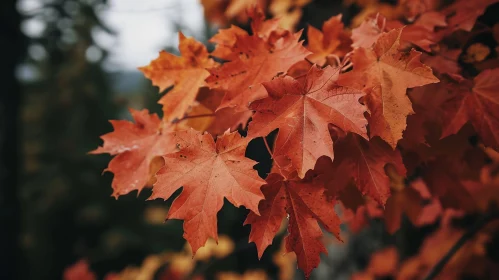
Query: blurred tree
[
  {"left": 0, "top": 0, "right": 23, "bottom": 279},
  {"left": 17, "top": 1, "right": 184, "bottom": 279}
]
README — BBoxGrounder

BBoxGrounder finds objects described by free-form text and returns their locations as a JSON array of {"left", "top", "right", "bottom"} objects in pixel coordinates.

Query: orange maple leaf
[
  {"left": 307, "top": 14, "right": 352, "bottom": 66},
  {"left": 90, "top": 109, "right": 177, "bottom": 197},
  {"left": 209, "top": 25, "right": 248, "bottom": 60},
  {"left": 384, "top": 184, "right": 424, "bottom": 233},
  {"left": 340, "top": 28, "right": 439, "bottom": 148},
  {"left": 244, "top": 173, "right": 341, "bottom": 278},
  {"left": 248, "top": 65, "right": 367, "bottom": 178},
  {"left": 140, "top": 33, "right": 217, "bottom": 122},
  {"left": 207, "top": 30, "right": 310, "bottom": 110},
  {"left": 150, "top": 129, "right": 265, "bottom": 253},
  {"left": 366, "top": 247, "right": 399, "bottom": 277},
  {"left": 209, "top": 5, "right": 282, "bottom": 61}
]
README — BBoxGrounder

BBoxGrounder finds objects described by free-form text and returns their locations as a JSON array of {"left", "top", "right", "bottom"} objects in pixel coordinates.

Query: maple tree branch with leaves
[{"left": 88, "top": 1, "right": 499, "bottom": 279}]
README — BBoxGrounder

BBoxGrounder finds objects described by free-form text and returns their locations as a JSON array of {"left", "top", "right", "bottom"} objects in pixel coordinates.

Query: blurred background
[{"left": 3, "top": 0, "right": 495, "bottom": 279}]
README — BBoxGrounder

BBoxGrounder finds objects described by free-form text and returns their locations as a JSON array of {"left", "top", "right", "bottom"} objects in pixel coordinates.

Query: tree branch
[{"left": 423, "top": 210, "right": 499, "bottom": 280}]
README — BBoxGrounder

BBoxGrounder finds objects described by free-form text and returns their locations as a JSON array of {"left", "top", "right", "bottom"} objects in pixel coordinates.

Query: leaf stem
[
  {"left": 263, "top": 137, "right": 274, "bottom": 159},
  {"left": 423, "top": 210, "right": 499, "bottom": 280},
  {"left": 263, "top": 137, "right": 286, "bottom": 177}
]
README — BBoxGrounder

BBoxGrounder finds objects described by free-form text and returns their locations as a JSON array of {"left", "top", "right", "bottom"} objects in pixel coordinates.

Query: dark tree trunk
[{"left": 0, "top": 0, "right": 23, "bottom": 279}]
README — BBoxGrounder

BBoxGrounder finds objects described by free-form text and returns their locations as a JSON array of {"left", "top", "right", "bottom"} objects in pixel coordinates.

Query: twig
[{"left": 423, "top": 210, "right": 499, "bottom": 280}]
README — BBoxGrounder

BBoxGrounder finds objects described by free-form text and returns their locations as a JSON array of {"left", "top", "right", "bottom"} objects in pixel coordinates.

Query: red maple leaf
[
  {"left": 150, "top": 129, "right": 265, "bottom": 253},
  {"left": 209, "top": 25, "right": 248, "bottom": 60},
  {"left": 140, "top": 33, "right": 217, "bottom": 122},
  {"left": 91, "top": 1, "right": 499, "bottom": 278},
  {"left": 209, "top": 5, "right": 282, "bottom": 61},
  {"left": 90, "top": 109, "right": 177, "bottom": 197},
  {"left": 340, "top": 28, "right": 439, "bottom": 148},
  {"left": 439, "top": 69, "right": 499, "bottom": 148},
  {"left": 330, "top": 134, "right": 407, "bottom": 206},
  {"left": 248, "top": 65, "right": 367, "bottom": 178},
  {"left": 306, "top": 14, "right": 352, "bottom": 66},
  {"left": 207, "top": 30, "right": 310, "bottom": 110},
  {"left": 244, "top": 173, "right": 341, "bottom": 278}
]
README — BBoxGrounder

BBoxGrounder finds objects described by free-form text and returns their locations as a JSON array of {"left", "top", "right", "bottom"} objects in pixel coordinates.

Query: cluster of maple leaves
[{"left": 92, "top": 0, "right": 499, "bottom": 278}]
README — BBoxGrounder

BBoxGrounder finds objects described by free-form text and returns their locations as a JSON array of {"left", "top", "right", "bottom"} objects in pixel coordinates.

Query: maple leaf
[
  {"left": 341, "top": 198, "right": 383, "bottom": 233},
  {"left": 207, "top": 30, "right": 310, "bottom": 110},
  {"left": 247, "top": 5, "right": 281, "bottom": 37},
  {"left": 150, "top": 129, "right": 265, "bottom": 253},
  {"left": 351, "top": 246, "right": 400, "bottom": 279},
  {"left": 400, "top": 0, "right": 439, "bottom": 21},
  {"left": 439, "top": 69, "right": 499, "bottom": 148},
  {"left": 64, "top": 260, "right": 96, "bottom": 280},
  {"left": 351, "top": 13, "right": 386, "bottom": 49},
  {"left": 286, "top": 59, "right": 314, "bottom": 79},
  {"left": 421, "top": 48, "right": 462, "bottom": 75},
  {"left": 422, "top": 158, "right": 479, "bottom": 211},
  {"left": 209, "top": 5, "right": 282, "bottom": 61},
  {"left": 409, "top": 179, "right": 443, "bottom": 226},
  {"left": 384, "top": 182, "right": 424, "bottom": 234},
  {"left": 353, "top": 12, "right": 446, "bottom": 52},
  {"left": 90, "top": 109, "right": 176, "bottom": 198},
  {"left": 395, "top": 11, "right": 447, "bottom": 51},
  {"left": 398, "top": 110, "right": 431, "bottom": 148},
  {"left": 140, "top": 33, "right": 217, "bottom": 122},
  {"left": 409, "top": 74, "right": 458, "bottom": 120},
  {"left": 306, "top": 14, "right": 352, "bottom": 66},
  {"left": 340, "top": 28, "right": 439, "bottom": 148},
  {"left": 248, "top": 65, "right": 367, "bottom": 178},
  {"left": 244, "top": 173, "right": 341, "bottom": 278},
  {"left": 331, "top": 134, "right": 407, "bottom": 206},
  {"left": 209, "top": 25, "right": 248, "bottom": 60},
  {"left": 441, "top": 0, "right": 499, "bottom": 33},
  {"left": 473, "top": 148, "right": 499, "bottom": 212},
  {"left": 365, "top": 247, "right": 399, "bottom": 277}
]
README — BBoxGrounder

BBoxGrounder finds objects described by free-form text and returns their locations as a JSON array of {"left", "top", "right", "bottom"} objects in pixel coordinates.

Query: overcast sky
[
  {"left": 96, "top": 0, "right": 205, "bottom": 70},
  {"left": 19, "top": 0, "right": 206, "bottom": 71}
]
